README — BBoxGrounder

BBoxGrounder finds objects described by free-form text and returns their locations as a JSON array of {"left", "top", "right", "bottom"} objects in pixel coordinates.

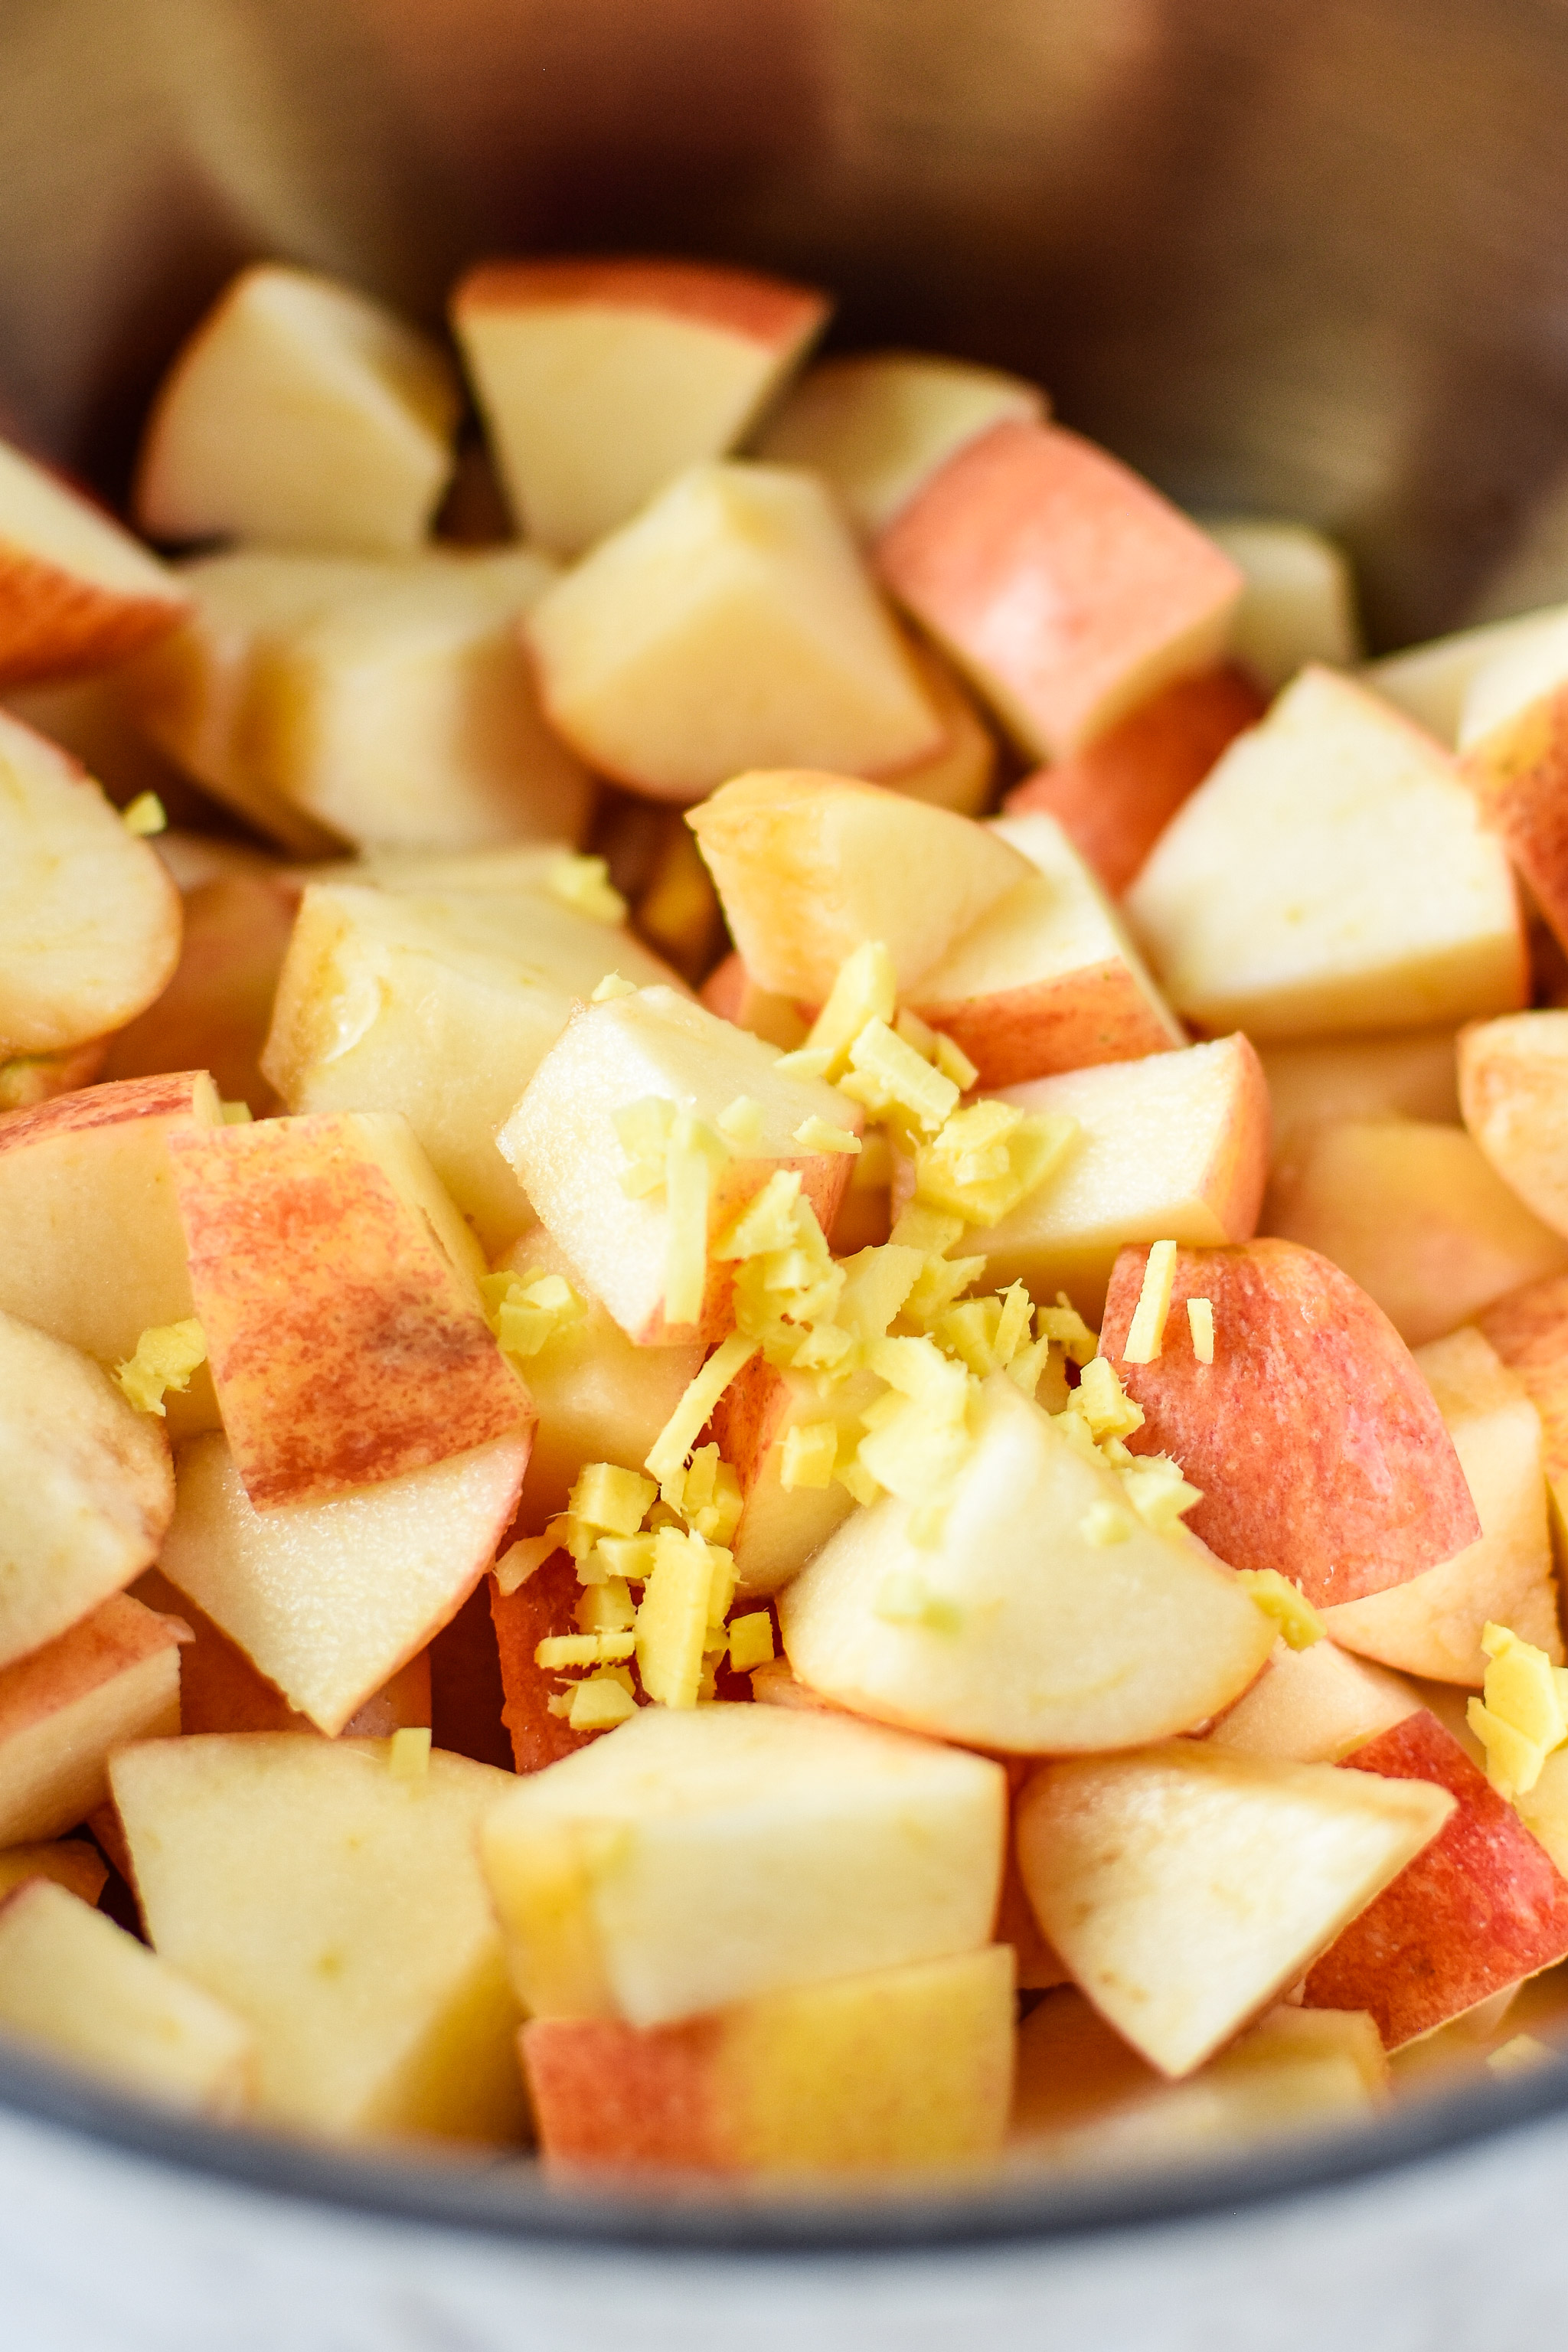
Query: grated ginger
[
  {"left": 1235, "top": 1568, "right": 1324, "bottom": 1651},
  {"left": 1468, "top": 1622, "right": 1568, "bottom": 1802},
  {"left": 114, "top": 1318, "right": 207, "bottom": 1416},
  {"left": 122, "top": 791, "right": 167, "bottom": 837},
  {"left": 1121, "top": 1240, "right": 1178, "bottom": 1364},
  {"left": 481, "top": 1267, "right": 585, "bottom": 1361},
  {"left": 546, "top": 851, "right": 627, "bottom": 924}
]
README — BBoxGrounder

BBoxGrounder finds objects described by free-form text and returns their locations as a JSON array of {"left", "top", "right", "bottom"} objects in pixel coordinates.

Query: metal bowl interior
[{"left": 3, "top": 0, "right": 1568, "bottom": 2246}]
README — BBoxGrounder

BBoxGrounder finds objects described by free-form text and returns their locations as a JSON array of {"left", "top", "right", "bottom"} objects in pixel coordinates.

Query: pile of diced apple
[{"left": 10, "top": 235, "right": 1568, "bottom": 2185}]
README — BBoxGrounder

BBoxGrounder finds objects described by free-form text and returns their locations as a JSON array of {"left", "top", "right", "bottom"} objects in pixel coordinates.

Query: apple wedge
[
  {"left": 0, "top": 709, "right": 181, "bottom": 1054},
  {"left": 0, "top": 438, "right": 188, "bottom": 685},
  {"left": 710, "top": 1358, "right": 883, "bottom": 1597},
  {"left": 778, "top": 1373, "right": 1275, "bottom": 1753},
  {"left": 1302, "top": 1710, "right": 1568, "bottom": 2047},
  {"left": 1263, "top": 1117, "right": 1568, "bottom": 1346},
  {"left": 0, "top": 1593, "right": 183, "bottom": 1844},
  {"left": 261, "top": 878, "right": 681, "bottom": 1252},
  {"left": 0, "top": 1040, "right": 107, "bottom": 1115},
  {"left": 1207, "top": 1638, "right": 1421, "bottom": 1766},
  {"left": 876, "top": 419, "right": 1243, "bottom": 760},
  {"left": 0, "top": 1841, "right": 107, "bottom": 1907},
  {"left": 0, "top": 1308, "right": 175, "bottom": 1670},
  {"left": 524, "top": 462, "right": 944, "bottom": 802},
  {"left": 156, "top": 1431, "right": 524, "bottom": 1738},
  {"left": 490, "top": 1550, "right": 602, "bottom": 1776},
  {"left": 1102, "top": 1238, "right": 1482, "bottom": 1607},
  {"left": 1015, "top": 1742, "right": 1453, "bottom": 2076},
  {"left": 523, "top": 1945, "right": 1014, "bottom": 2175},
  {"left": 1002, "top": 664, "right": 1265, "bottom": 897},
  {"left": 452, "top": 257, "right": 828, "bottom": 554},
  {"left": 110, "top": 1734, "right": 526, "bottom": 2140},
  {"left": 1478, "top": 1272, "right": 1568, "bottom": 1535},
  {"left": 0, "top": 1880, "right": 255, "bottom": 2117},
  {"left": 496, "top": 986, "right": 863, "bottom": 1345},
  {"left": 963, "top": 1034, "right": 1269, "bottom": 1321},
  {"left": 756, "top": 350, "right": 1044, "bottom": 538},
  {"left": 1364, "top": 603, "right": 1568, "bottom": 749},
  {"left": 1126, "top": 667, "right": 1527, "bottom": 1039},
  {"left": 697, "top": 954, "right": 808, "bottom": 1053},
  {"left": 103, "top": 860, "right": 298, "bottom": 1115},
  {"left": 480, "top": 1701, "right": 1005, "bottom": 2028},
  {"left": 135, "top": 263, "right": 462, "bottom": 554},
  {"left": 1459, "top": 1011, "right": 1568, "bottom": 1238},
  {"left": 1199, "top": 518, "right": 1362, "bottom": 689},
  {"left": 1260, "top": 1027, "right": 1460, "bottom": 1165},
  {"left": 905, "top": 809, "right": 1184, "bottom": 1087},
  {"left": 688, "top": 769, "right": 1031, "bottom": 1002},
  {"left": 1322, "top": 1327, "right": 1560, "bottom": 1682}
]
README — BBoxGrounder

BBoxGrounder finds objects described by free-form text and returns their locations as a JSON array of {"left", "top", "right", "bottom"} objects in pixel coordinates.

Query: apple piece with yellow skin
[
  {"left": 1002, "top": 665, "right": 1265, "bottom": 898},
  {"left": 135, "top": 263, "right": 462, "bottom": 555},
  {"left": 962, "top": 1033, "right": 1268, "bottom": 1323},
  {"left": 755, "top": 349, "right": 1044, "bottom": 539},
  {"left": 452, "top": 258, "right": 829, "bottom": 555},
  {"left": 0, "top": 1840, "right": 107, "bottom": 1909},
  {"left": 524, "top": 463, "right": 944, "bottom": 804},
  {"left": 523, "top": 1944, "right": 1014, "bottom": 2175},
  {"left": 158, "top": 1431, "right": 527, "bottom": 1738},
  {"left": 710, "top": 1356, "right": 883, "bottom": 1598},
  {"left": 1459, "top": 1010, "right": 1568, "bottom": 1237},
  {"left": 688, "top": 767, "right": 1030, "bottom": 1001},
  {"left": 697, "top": 952, "right": 808, "bottom": 1054},
  {"left": 0, "top": 709, "right": 181, "bottom": 1056},
  {"left": 1126, "top": 666, "right": 1527, "bottom": 1039},
  {"left": 0, "top": 1880, "right": 256, "bottom": 2117},
  {"left": 1322, "top": 1326, "right": 1560, "bottom": 1682},
  {"left": 1207, "top": 1638, "right": 1422, "bottom": 1766},
  {"left": 497, "top": 986, "right": 862, "bottom": 1347},
  {"left": 877, "top": 420, "right": 1243, "bottom": 760},
  {"left": 0, "top": 1593, "right": 183, "bottom": 1844},
  {"left": 779, "top": 1374, "right": 1275, "bottom": 1755},
  {"left": 1200, "top": 517, "right": 1362, "bottom": 688},
  {"left": 261, "top": 880, "right": 682, "bottom": 1253},
  {"left": 1017, "top": 1741, "right": 1453, "bottom": 2077},
  {"left": 169, "top": 1109, "right": 531, "bottom": 1511},
  {"left": 480, "top": 1701, "right": 1006, "bottom": 2030},
  {"left": 103, "top": 863, "right": 298, "bottom": 1116},
  {"left": 906, "top": 809, "right": 1184, "bottom": 1088},
  {"left": 1263, "top": 1117, "right": 1568, "bottom": 1347},
  {"left": 1302, "top": 1710, "right": 1568, "bottom": 2048},
  {"left": 1260, "top": 1027, "right": 1460, "bottom": 1166},
  {"left": 1102, "top": 1238, "right": 1482, "bottom": 1608},
  {"left": 110, "top": 1733, "right": 525, "bottom": 2141},
  {"left": 0, "top": 1070, "right": 224, "bottom": 1439},
  {"left": 0, "top": 438, "right": 188, "bottom": 687},
  {"left": 0, "top": 1309, "right": 175, "bottom": 1671}
]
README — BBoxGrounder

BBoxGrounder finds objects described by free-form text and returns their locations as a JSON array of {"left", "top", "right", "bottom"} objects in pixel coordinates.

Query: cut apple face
[
  {"left": 710, "top": 1357, "right": 883, "bottom": 1598},
  {"left": 261, "top": 878, "right": 680, "bottom": 1252},
  {"left": 1263, "top": 1117, "right": 1568, "bottom": 1347},
  {"left": 778, "top": 1373, "right": 1275, "bottom": 1754},
  {"left": 1303, "top": 1710, "right": 1568, "bottom": 2049},
  {"left": 523, "top": 1944, "right": 1015, "bottom": 2175},
  {"left": 1016, "top": 1741, "right": 1454, "bottom": 2077},
  {"left": 1364, "top": 602, "right": 1568, "bottom": 750},
  {"left": 0, "top": 1880, "right": 256, "bottom": 2118},
  {"left": 0, "top": 437, "right": 188, "bottom": 687},
  {"left": 1003, "top": 664, "right": 1266, "bottom": 898},
  {"left": 1478, "top": 1272, "right": 1568, "bottom": 1534},
  {"left": 1260, "top": 1027, "right": 1460, "bottom": 1165},
  {"left": 496, "top": 985, "right": 863, "bottom": 1345},
  {"left": 963, "top": 1034, "right": 1269, "bottom": 1321},
  {"left": 134, "top": 263, "right": 462, "bottom": 555},
  {"left": 877, "top": 420, "right": 1243, "bottom": 760},
  {"left": 0, "top": 710, "right": 181, "bottom": 1055},
  {"left": 158, "top": 1431, "right": 525, "bottom": 1737},
  {"left": 1322, "top": 1327, "right": 1560, "bottom": 1684},
  {"left": 490, "top": 1550, "right": 602, "bottom": 1777},
  {"left": 110, "top": 1733, "right": 526, "bottom": 2140},
  {"left": 452, "top": 257, "right": 829, "bottom": 555},
  {"left": 524, "top": 462, "right": 944, "bottom": 802},
  {"left": 0, "top": 1308, "right": 175, "bottom": 1671},
  {"left": 1126, "top": 666, "right": 1527, "bottom": 1039},
  {"left": 906, "top": 809, "right": 1184, "bottom": 1088},
  {"left": 879, "top": 632, "right": 999, "bottom": 817},
  {"left": 1101, "top": 1238, "right": 1483, "bottom": 1609},
  {"left": 1459, "top": 1011, "right": 1568, "bottom": 1239},
  {"left": 689, "top": 769, "right": 1031, "bottom": 1003},
  {"left": 1207, "top": 1637, "right": 1421, "bottom": 1767},
  {"left": 0, "top": 1592, "right": 183, "bottom": 1844},
  {"left": 480, "top": 1700, "right": 1006, "bottom": 2029},
  {"left": 756, "top": 351, "right": 1046, "bottom": 540},
  {"left": 1197, "top": 517, "right": 1362, "bottom": 691},
  {"left": 169, "top": 1109, "right": 533, "bottom": 1511}
]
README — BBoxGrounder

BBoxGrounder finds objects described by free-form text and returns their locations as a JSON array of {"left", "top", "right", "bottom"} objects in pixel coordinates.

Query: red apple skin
[
  {"left": 1463, "top": 689, "right": 1568, "bottom": 959},
  {"left": 1100, "top": 1238, "right": 1481, "bottom": 1607},
  {"left": 1478, "top": 1270, "right": 1568, "bottom": 1490},
  {"left": 489, "top": 1551, "right": 601, "bottom": 1774},
  {"left": 1304, "top": 1710, "right": 1568, "bottom": 2047},
  {"left": 452, "top": 259, "right": 829, "bottom": 354},
  {"left": 0, "top": 1068, "right": 209, "bottom": 1157},
  {"left": 910, "top": 956, "right": 1180, "bottom": 1091},
  {"left": 524, "top": 2011, "right": 724, "bottom": 2167},
  {"left": 1003, "top": 665, "right": 1266, "bottom": 897}
]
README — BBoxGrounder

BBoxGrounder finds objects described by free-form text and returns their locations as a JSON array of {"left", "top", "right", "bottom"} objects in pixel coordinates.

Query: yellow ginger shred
[
  {"left": 835, "top": 1243, "right": 923, "bottom": 1344},
  {"left": 933, "top": 1032, "right": 978, "bottom": 1092},
  {"left": 890, "top": 1204, "right": 966, "bottom": 1257},
  {"left": 780, "top": 1420, "right": 839, "bottom": 1491},
  {"left": 565, "top": 1675, "right": 638, "bottom": 1731},
  {"left": 219, "top": 1099, "right": 253, "bottom": 1125},
  {"left": 122, "top": 791, "right": 167, "bottom": 837},
  {"left": 856, "top": 1335, "right": 974, "bottom": 1508},
  {"left": 1235, "top": 1568, "right": 1325, "bottom": 1651},
  {"left": 387, "top": 1726, "right": 431, "bottom": 1782},
  {"left": 595, "top": 1532, "right": 658, "bottom": 1586},
  {"left": 1116, "top": 1453, "right": 1204, "bottom": 1535},
  {"left": 576, "top": 1577, "right": 637, "bottom": 1633},
  {"left": 1072, "top": 1356, "right": 1145, "bottom": 1443},
  {"left": 794, "top": 1115, "right": 861, "bottom": 1155},
  {"left": 1038, "top": 1296, "right": 1098, "bottom": 1367},
  {"left": 915, "top": 1103, "right": 1079, "bottom": 1226},
  {"left": 547, "top": 851, "right": 627, "bottom": 924},
  {"left": 874, "top": 1566, "right": 963, "bottom": 1634},
  {"left": 727, "top": 1611, "right": 776, "bottom": 1672},
  {"left": 480, "top": 1268, "right": 585, "bottom": 1361},
  {"left": 535, "top": 1632, "right": 637, "bottom": 1671},
  {"left": 645, "top": 1332, "right": 759, "bottom": 1495},
  {"left": 773, "top": 1044, "right": 835, "bottom": 1083},
  {"left": 1468, "top": 1622, "right": 1568, "bottom": 1801},
  {"left": 1187, "top": 1297, "right": 1215, "bottom": 1364},
  {"left": 1122, "top": 1240, "right": 1178, "bottom": 1364},
  {"left": 635, "top": 1525, "right": 733, "bottom": 1707},
  {"left": 841, "top": 1018, "right": 959, "bottom": 1134},
  {"left": 1080, "top": 1501, "right": 1135, "bottom": 1547},
  {"left": 114, "top": 1318, "right": 207, "bottom": 1416},
  {"left": 805, "top": 941, "right": 897, "bottom": 1076},
  {"left": 717, "top": 1094, "right": 766, "bottom": 1148},
  {"left": 1005, "top": 1333, "right": 1058, "bottom": 1404},
  {"left": 569, "top": 1462, "right": 656, "bottom": 1537}
]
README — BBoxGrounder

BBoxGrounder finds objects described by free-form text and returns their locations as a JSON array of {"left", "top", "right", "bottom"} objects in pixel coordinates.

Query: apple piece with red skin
[
  {"left": 490, "top": 1550, "right": 603, "bottom": 1776},
  {"left": 0, "top": 436, "right": 188, "bottom": 686},
  {"left": 710, "top": 1356, "right": 883, "bottom": 1599},
  {"left": 1101, "top": 1238, "right": 1482, "bottom": 1608},
  {"left": 0, "top": 1592, "right": 184, "bottom": 1845},
  {"left": 1478, "top": 1269, "right": 1568, "bottom": 1537},
  {"left": 1201, "top": 518, "right": 1362, "bottom": 691},
  {"left": 1458, "top": 1009, "right": 1568, "bottom": 1238},
  {"left": 1207, "top": 1637, "right": 1422, "bottom": 1767},
  {"left": 1303, "top": 1710, "right": 1568, "bottom": 2048},
  {"left": 698, "top": 952, "right": 808, "bottom": 1054},
  {"left": 1460, "top": 679, "right": 1568, "bottom": 961},
  {"left": 1259, "top": 1028, "right": 1460, "bottom": 1168},
  {"left": 1002, "top": 664, "right": 1265, "bottom": 897}
]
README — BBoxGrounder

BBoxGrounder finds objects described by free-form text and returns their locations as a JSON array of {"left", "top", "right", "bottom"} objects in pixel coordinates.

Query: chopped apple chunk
[
  {"left": 1459, "top": 1011, "right": 1568, "bottom": 1239},
  {"left": 0, "top": 1593, "right": 182, "bottom": 1844},
  {"left": 0, "top": 438, "right": 189, "bottom": 685},
  {"left": 1199, "top": 517, "right": 1362, "bottom": 689},
  {"left": 1207, "top": 1637, "right": 1421, "bottom": 1766}
]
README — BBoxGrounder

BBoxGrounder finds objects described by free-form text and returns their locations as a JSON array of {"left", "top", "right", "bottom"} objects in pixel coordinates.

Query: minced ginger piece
[
  {"left": 1187, "top": 1296, "right": 1216, "bottom": 1363},
  {"left": 780, "top": 1420, "right": 839, "bottom": 1491},
  {"left": 535, "top": 1632, "right": 637, "bottom": 1671},
  {"left": 794, "top": 1114, "right": 861, "bottom": 1155},
  {"left": 717, "top": 1094, "right": 765, "bottom": 1148},
  {"left": 546, "top": 851, "right": 626, "bottom": 924},
  {"left": 841, "top": 1018, "right": 959, "bottom": 1135},
  {"left": 564, "top": 1675, "right": 639, "bottom": 1730},
  {"left": 1121, "top": 1240, "right": 1178, "bottom": 1365},
  {"left": 576, "top": 1578, "right": 637, "bottom": 1633},
  {"left": 1070, "top": 1356, "right": 1145, "bottom": 1443},
  {"left": 645, "top": 1332, "right": 759, "bottom": 1495},
  {"left": 1235, "top": 1568, "right": 1325, "bottom": 1651},
  {"left": 1468, "top": 1622, "right": 1568, "bottom": 1802},
  {"left": 914, "top": 1100, "right": 1079, "bottom": 1226},
  {"left": 114, "top": 1318, "right": 207, "bottom": 1416},
  {"left": 591, "top": 971, "right": 639, "bottom": 1002},
  {"left": 635, "top": 1524, "right": 734, "bottom": 1708},
  {"left": 481, "top": 1267, "right": 585, "bottom": 1361},
  {"left": 570, "top": 1462, "right": 656, "bottom": 1537},
  {"left": 122, "top": 791, "right": 167, "bottom": 837},
  {"left": 727, "top": 1611, "right": 776, "bottom": 1672},
  {"left": 387, "top": 1727, "right": 431, "bottom": 1782},
  {"left": 805, "top": 940, "right": 897, "bottom": 1078}
]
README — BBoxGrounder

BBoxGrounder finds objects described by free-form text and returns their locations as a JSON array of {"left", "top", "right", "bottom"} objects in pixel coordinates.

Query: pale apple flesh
[{"left": 0, "top": 437, "right": 188, "bottom": 687}]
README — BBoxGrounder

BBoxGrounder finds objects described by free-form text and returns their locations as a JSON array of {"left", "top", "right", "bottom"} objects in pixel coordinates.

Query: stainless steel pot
[{"left": 5, "top": 2, "right": 1568, "bottom": 2341}]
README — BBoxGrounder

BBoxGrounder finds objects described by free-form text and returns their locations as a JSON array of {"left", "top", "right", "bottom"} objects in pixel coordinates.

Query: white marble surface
[{"left": 5, "top": 2097, "right": 1568, "bottom": 2352}]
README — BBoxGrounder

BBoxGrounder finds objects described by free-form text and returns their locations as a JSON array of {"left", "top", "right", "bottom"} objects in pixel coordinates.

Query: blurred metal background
[{"left": 4, "top": 0, "right": 1568, "bottom": 646}]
